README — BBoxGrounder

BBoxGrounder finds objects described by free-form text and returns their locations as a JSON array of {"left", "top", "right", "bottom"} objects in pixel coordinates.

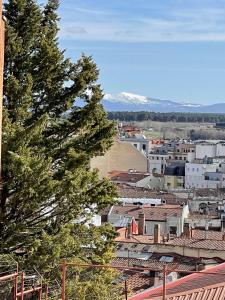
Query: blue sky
[{"left": 56, "top": 1, "right": 225, "bottom": 104}]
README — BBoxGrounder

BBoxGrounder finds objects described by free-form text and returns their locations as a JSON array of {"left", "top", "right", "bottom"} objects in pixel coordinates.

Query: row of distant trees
[{"left": 108, "top": 111, "right": 225, "bottom": 123}]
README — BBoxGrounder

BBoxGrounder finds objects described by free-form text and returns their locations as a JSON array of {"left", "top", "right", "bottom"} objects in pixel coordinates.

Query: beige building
[
  {"left": 164, "top": 175, "right": 184, "bottom": 190},
  {"left": 90, "top": 140, "right": 148, "bottom": 178}
]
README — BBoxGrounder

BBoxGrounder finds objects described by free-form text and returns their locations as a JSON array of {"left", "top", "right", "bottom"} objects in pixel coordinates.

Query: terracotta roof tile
[
  {"left": 167, "top": 237, "right": 225, "bottom": 251},
  {"left": 192, "top": 229, "right": 224, "bottom": 241},
  {"left": 111, "top": 204, "right": 183, "bottom": 221},
  {"left": 117, "top": 185, "right": 187, "bottom": 205},
  {"left": 129, "top": 262, "right": 225, "bottom": 300},
  {"left": 109, "top": 171, "right": 149, "bottom": 183},
  {"left": 112, "top": 257, "right": 197, "bottom": 273}
]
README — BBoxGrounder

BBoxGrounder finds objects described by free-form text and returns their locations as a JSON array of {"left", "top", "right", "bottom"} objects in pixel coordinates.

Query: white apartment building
[
  {"left": 195, "top": 141, "right": 225, "bottom": 159},
  {"left": 185, "top": 162, "right": 225, "bottom": 189},
  {"left": 120, "top": 134, "right": 149, "bottom": 156},
  {"left": 148, "top": 154, "right": 169, "bottom": 174}
]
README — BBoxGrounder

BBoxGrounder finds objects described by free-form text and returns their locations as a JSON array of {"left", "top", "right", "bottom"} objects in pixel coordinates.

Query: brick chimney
[
  {"left": 138, "top": 212, "right": 145, "bottom": 235},
  {"left": 127, "top": 222, "right": 132, "bottom": 238},
  {"left": 222, "top": 232, "right": 225, "bottom": 241},
  {"left": 183, "top": 223, "right": 193, "bottom": 238},
  {"left": 154, "top": 224, "right": 161, "bottom": 244}
]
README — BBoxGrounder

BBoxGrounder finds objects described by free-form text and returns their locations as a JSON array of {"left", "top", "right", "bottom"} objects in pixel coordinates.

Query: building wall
[
  {"left": 90, "top": 141, "right": 148, "bottom": 178},
  {"left": 149, "top": 154, "right": 168, "bottom": 174},
  {"left": 185, "top": 163, "right": 220, "bottom": 189},
  {"left": 185, "top": 217, "right": 221, "bottom": 230},
  {"left": 120, "top": 137, "right": 149, "bottom": 156},
  {"left": 146, "top": 175, "right": 165, "bottom": 190},
  {"left": 187, "top": 152, "right": 195, "bottom": 163},
  {"left": 153, "top": 243, "right": 225, "bottom": 260},
  {"left": 164, "top": 175, "right": 184, "bottom": 190},
  {"left": 145, "top": 216, "right": 184, "bottom": 237},
  {"left": 196, "top": 144, "right": 216, "bottom": 159},
  {"left": 216, "top": 143, "right": 225, "bottom": 157}
]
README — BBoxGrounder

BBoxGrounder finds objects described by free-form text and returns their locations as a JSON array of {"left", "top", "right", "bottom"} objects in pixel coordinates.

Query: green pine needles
[{"left": 1, "top": 0, "right": 119, "bottom": 298}]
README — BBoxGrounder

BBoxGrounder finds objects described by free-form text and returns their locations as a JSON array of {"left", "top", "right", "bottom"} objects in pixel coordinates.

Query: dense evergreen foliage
[
  {"left": 1, "top": 0, "right": 119, "bottom": 298},
  {"left": 108, "top": 111, "right": 225, "bottom": 123}
]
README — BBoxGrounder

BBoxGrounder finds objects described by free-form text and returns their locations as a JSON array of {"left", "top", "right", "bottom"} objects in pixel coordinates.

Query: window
[
  {"left": 184, "top": 157, "right": 186, "bottom": 160},
  {"left": 134, "top": 144, "right": 137, "bottom": 148},
  {"left": 142, "top": 144, "right": 146, "bottom": 151},
  {"left": 170, "top": 226, "right": 177, "bottom": 235},
  {"left": 179, "top": 157, "right": 182, "bottom": 160},
  {"left": 157, "top": 157, "right": 159, "bottom": 160}
]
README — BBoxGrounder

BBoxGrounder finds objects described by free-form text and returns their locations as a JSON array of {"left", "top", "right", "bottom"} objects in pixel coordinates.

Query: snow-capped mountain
[{"left": 102, "top": 92, "right": 225, "bottom": 113}]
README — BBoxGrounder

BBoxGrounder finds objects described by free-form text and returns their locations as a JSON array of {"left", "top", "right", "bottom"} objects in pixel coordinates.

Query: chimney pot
[
  {"left": 183, "top": 223, "right": 192, "bottom": 239},
  {"left": 222, "top": 233, "right": 225, "bottom": 241},
  {"left": 154, "top": 224, "right": 161, "bottom": 244},
  {"left": 127, "top": 222, "right": 132, "bottom": 238},
  {"left": 138, "top": 211, "right": 145, "bottom": 235}
]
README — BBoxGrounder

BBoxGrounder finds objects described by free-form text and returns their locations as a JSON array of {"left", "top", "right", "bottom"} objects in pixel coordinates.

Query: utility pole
[{"left": 162, "top": 264, "right": 167, "bottom": 300}]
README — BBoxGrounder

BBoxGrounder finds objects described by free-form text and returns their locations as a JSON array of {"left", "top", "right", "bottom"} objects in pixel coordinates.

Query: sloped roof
[
  {"left": 110, "top": 204, "right": 183, "bottom": 221},
  {"left": 109, "top": 171, "right": 150, "bottom": 183},
  {"left": 167, "top": 237, "right": 225, "bottom": 251},
  {"left": 192, "top": 229, "right": 224, "bottom": 241},
  {"left": 117, "top": 185, "right": 187, "bottom": 205},
  {"left": 128, "top": 262, "right": 225, "bottom": 300}
]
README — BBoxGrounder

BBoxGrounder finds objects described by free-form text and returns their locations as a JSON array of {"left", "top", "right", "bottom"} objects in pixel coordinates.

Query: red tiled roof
[
  {"left": 129, "top": 262, "right": 225, "bottom": 300},
  {"left": 192, "top": 229, "right": 224, "bottom": 241},
  {"left": 117, "top": 185, "right": 187, "bottom": 205},
  {"left": 111, "top": 204, "right": 183, "bottom": 221},
  {"left": 112, "top": 257, "right": 197, "bottom": 273},
  {"left": 115, "top": 230, "right": 225, "bottom": 251},
  {"left": 115, "top": 228, "right": 154, "bottom": 244},
  {"left": 167, "top": 237, "right": 225, "bottom": 251},
  {"left": 109, "top": 171, "right": 149, "bottom": 183},
  {"left": 158, "top": 283, "right": 225, "bottom": 300}
]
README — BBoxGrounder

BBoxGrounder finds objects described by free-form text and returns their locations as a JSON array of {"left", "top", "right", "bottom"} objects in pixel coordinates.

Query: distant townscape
[{"left": 91, "top": 122, "right": 225, "bottom": 298}]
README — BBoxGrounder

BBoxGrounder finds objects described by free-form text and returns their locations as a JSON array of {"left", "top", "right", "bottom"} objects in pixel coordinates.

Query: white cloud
[{"left": 59, "top": 5, "right": 225, "bottom": 42}]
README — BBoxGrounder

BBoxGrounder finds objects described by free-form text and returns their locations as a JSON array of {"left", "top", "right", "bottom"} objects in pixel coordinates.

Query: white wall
[
  {"left": 149, "top": 154, "right": 168, "bottom": 174},
  {"left": 187, "top": 152, "right": 195, "bottom": 163},
  {"left": 196, "top": 144, "right": 216, "bottom": 159},
  {"left": 185, "top": 163, "right": 220, "bottom": 189},
  {"left": 216, "top": 143, "right": 225, "bottom": 157}
]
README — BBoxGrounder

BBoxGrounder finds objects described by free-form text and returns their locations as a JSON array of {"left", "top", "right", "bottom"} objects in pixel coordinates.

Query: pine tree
[{"left": 1, "top": 0, "right": 119, "bottom": 297}]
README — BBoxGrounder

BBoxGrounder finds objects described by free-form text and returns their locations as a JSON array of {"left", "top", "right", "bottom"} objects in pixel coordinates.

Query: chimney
[
  {"left": 183, "top": 223, "right": 192, "bottom": 238},
  {"left": 127, "top": 222, "right": 132, "bottom": 239},
  {"left": 222, "top": 232, "right": 225, "bottom": 241},
  {"left": 154, "top": 224, "right": 161, "bottom": 244},
  {"left": 166, "top": 233, "right": 170, "bottom": 242},
  {"left": 138, "top": 212, "right": 145, "bottom": 235}
]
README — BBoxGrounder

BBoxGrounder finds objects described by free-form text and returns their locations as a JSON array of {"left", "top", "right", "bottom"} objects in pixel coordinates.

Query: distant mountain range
[{"left": 103, "top": 92, "right": 225, "bottom": 113}]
